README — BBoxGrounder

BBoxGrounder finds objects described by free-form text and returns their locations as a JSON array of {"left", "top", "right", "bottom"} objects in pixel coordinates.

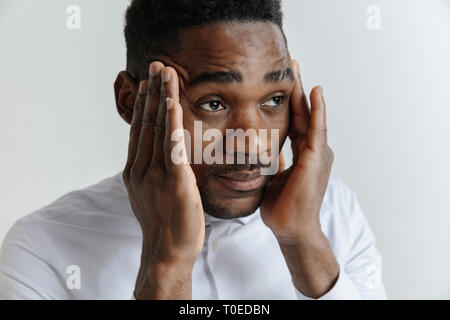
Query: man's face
[{"left": 158, "top": 22, "right": 294, "bottom": 219}]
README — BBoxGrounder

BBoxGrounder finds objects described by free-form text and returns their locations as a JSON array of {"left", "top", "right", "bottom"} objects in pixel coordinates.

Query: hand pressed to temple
[
  {"left": 261, "top": 59, "right": 339, "bottom": 298},
  {"left": 122, "top": 61, "right": 205, "bottom": 300}
]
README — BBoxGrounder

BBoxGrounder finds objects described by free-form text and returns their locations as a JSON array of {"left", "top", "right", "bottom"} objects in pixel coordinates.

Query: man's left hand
[{"left": 260, "top": 59, "right": 339, "bottom": 298}]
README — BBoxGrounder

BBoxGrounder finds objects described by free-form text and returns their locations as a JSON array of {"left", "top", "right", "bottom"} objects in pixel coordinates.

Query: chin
[
  {"left": 201, "top": 192, "right": 264, "bottom": 220},
  {"left": 197, "top": 173, "right": 270, "bottom": 219}
]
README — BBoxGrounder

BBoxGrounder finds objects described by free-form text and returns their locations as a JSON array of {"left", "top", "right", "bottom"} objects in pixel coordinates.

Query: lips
[{"left": 215, "top": 170, "right": 267, "bottom": 192}]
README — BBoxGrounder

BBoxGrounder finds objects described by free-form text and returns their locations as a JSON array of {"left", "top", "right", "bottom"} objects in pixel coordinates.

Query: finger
[
  {"left": 133, "top": 61, "right": 164, "bottom": 177},
  {"left": 290, "top": 59, "right": 310, "bottom": 137},
  {"left": 124, "top": 80, "right": 147, "bottom": 178},
  {"left": 152, "top": 66, "right": 180, "bottom": 170},
  {"left": 164, "top": 97, "right": 190, "bottom": 175},
  {"left": 308, "top": 86, "right": 328, "bottom": 152}
]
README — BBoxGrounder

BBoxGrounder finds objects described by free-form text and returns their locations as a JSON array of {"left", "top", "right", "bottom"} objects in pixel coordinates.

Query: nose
[{"left": 224, "top": 107, "right": 270, "bottom": 165}]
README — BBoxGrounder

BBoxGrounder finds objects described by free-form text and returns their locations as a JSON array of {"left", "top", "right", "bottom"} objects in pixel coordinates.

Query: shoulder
[
  {"left": 322, "top": 177, "right": 357, "bottom": 210},
  {"left": 321, "top": 177, "right": 361, "bottom": 224},
  {"left": 29, "top": 171, "right": 129, "bottom": 220},
  {"left": 1, "top": 171, "right": 136, "bottom": 257},
  {"left": 319, "top": 177, "right": 375, "bottom": 260},
  {"left": 0, "top": 171, "right": 139, "bottom": 299},
  {"left": 15, "top": 171, "right": 132, "bottom": 229}
]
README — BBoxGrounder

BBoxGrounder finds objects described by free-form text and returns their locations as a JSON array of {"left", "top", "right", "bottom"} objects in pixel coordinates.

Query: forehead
[{"left": 172, "top": 21, "right": 290, "bottom": 83}]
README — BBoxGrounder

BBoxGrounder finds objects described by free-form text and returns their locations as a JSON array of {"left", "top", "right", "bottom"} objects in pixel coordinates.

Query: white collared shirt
[{"left": 0, "top": 171, "right": 386, "bottom": 299}]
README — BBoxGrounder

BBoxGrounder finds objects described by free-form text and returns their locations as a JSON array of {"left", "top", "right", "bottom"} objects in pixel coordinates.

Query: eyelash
[{"left": 197, "top": 95, "right": 287, "bottom": 112}]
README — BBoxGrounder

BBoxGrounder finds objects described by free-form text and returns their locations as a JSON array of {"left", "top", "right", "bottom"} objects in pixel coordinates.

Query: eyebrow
[{"left": 188, "top": 67, "right": 294, "bottom": 87}]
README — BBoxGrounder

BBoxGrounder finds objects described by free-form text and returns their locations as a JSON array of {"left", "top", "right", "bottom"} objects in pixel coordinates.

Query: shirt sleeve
[
  {"left": 0, "top": 219, "right": 67, "bottom": 300},
  {"left": 293, "top": 264, "right": 365, "bottom": 300},
  {"left": 293, "top": 186, "right": 387, "bottom": 300}
]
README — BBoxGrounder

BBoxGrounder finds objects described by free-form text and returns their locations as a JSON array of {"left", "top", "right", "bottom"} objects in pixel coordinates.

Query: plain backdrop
[{"left": 1, "top": 0, "right": 449, "bottom": 299}]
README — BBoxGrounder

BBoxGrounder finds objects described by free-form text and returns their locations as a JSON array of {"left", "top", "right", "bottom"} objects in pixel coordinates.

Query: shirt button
[{"left": 212, "top": 242, "right": 220, "bottom": 252}]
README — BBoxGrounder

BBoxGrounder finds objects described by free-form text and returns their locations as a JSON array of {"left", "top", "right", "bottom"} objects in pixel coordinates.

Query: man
[{"left": 0, "top": 0, "right": 386, "bottom": 299}]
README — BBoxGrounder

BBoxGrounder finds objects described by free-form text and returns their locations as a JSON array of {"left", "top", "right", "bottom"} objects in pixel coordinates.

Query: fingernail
[
  {"left": 138, "top": 81, "right": 146, "bottom": 94},
  {"left": 162, "top": 69, "right": 171, "bottom": 83},
  {"left": 149, "top": 62, "right": 162, "bottom": 78},
  {"left": 166, "top": 97, "right": 174, "bottom": 110}
]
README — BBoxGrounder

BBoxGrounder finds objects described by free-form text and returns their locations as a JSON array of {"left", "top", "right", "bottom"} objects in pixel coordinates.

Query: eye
[
  {"left": 262, "top": 95, "right": 286, "bottom": 108},
  {"left": 198, "top": 100, "right": 226, "bottom": 112}
]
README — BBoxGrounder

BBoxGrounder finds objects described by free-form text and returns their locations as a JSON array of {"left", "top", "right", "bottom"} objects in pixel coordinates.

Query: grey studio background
[{"left": 1, "top": 0, "right": 449, "bottom": 299}]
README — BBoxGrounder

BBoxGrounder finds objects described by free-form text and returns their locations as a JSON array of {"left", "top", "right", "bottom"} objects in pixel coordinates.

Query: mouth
[{"left": 215, "top": 170, "right": 267, "bottom": 192}]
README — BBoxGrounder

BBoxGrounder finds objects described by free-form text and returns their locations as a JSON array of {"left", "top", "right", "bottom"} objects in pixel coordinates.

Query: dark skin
[{"left": 114, "top": 21, "right": 338, "bottom": 299}]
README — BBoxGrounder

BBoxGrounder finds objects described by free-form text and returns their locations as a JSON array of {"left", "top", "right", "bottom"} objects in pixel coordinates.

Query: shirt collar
[{"left": 204, "top": 210, "right": 259, "bottom": 227}]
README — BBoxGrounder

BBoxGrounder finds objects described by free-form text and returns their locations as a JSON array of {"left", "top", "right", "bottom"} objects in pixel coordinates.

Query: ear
[{"left": 114, "top": 71, "right": 139, "bottom": 124}]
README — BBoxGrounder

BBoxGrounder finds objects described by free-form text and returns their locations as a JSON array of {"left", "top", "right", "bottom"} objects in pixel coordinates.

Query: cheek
[
  {"left": 182, "top": 110, "right": 224, "bottom": 155},
  {"left": 181, "top": 109, "right": 224, "bottom": 183}
]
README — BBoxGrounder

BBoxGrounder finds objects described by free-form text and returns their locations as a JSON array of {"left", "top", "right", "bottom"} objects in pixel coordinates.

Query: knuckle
[
  {"left": 159, "top": 87, "right": 166, "bottom": 102},
  {"left": 163, "top": 140, "right": 173, "bottom": 155},
  {"left": 153, "top": 123, "right": 164, "bottom": 135},
  {"left": 136, "top": 93, "right": 147, "bottom": 106},
  {"left": 134, "top": 96, "right": 146, "bottom": 114},
  {"left": 147, "top": 84, "right": 156, "bottom": 97},
  {"left": 176, "top": 167, "right": 192, "bottom": 181},
  {"left": 141, "top": 112, "right": 156, "bottom": 129},
  {"left": 122, "top": 167, "right": 131, "bottom": 185},
  {"left": 173, "top": 183, "right": 188, "bottom": 198},
  {"left": 129, "top": 122, "right": 141, "bottom": 136},
  {"left": 328, "top": 148, "right": 335, "bottom": 162},
  {"left": 129, "top": 166, "right": 141, "bottom": 184},
  {"left": 145, "top": 168, "right": 161, "bottom": 184},
  {"left": 327, "top": 145, "right": 334, "bottom": 155},
  {"left": 145, "top": 169, "right": 155, "bottom": 181}
]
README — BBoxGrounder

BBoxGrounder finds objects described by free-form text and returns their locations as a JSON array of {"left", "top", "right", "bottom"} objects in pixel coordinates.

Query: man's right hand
[{"left": 122, "top": 61, "right": 205, "bottom": 299}]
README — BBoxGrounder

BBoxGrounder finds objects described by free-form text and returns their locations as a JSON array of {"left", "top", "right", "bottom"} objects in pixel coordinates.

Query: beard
[
  {"left": 193, "top": 159, "right": 273, "bottom": 219},
  {"left": 198, "top": 179, "right": 266, "bottom": 220}
]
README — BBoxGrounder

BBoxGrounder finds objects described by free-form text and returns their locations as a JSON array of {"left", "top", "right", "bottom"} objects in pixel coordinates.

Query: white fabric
[{"left": 0, "top": 171, "right": 386, "bottom": 299}]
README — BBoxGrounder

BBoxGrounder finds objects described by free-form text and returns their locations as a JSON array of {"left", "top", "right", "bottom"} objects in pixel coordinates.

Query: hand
[
  {"left": 261, "top": 59, "right": 334, "bottom": 244},
  {"left": 260, "top": 59, "right": 338, "bottom": 298},
  {"left": 122, "top": 61, "right": 204, "bottom": 299}
]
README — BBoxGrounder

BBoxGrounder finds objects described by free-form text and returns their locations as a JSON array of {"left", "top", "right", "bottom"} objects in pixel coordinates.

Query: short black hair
[{"left": 124, "top": 0, "right": 286, "bottom": 81}]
